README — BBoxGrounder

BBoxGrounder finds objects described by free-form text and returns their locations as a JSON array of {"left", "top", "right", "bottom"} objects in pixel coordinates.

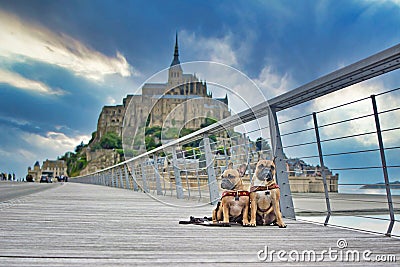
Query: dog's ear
[
  {"left": 272, "top": 156, "right": 277, "bottom": 164},
  {"left": 237, "top": 164, "right": 247, "bottom": 177},
  {"left": 227, "top": 162, "right": 234, "bottom": 169}
]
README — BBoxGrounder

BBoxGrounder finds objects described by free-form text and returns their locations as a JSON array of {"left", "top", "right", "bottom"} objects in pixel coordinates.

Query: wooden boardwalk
[{"left": 0, "top": 183, "right": 399, "bottom": 266}]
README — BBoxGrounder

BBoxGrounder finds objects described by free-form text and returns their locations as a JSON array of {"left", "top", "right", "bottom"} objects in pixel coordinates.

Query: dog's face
[
  {"left": 220, "top": 165, "right": 242, "bottom": 190},
  {"left": 254, "top": 159, "right": 276, "bottom": 184}
]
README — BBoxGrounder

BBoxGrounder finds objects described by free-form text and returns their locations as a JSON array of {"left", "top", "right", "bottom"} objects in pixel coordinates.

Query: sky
[{"left": 1, "top": 0, "right": 400, "bottom": 187}]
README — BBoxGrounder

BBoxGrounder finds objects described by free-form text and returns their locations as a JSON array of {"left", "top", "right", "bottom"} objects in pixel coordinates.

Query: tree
[
  {"left": 145, "top": 136, "right": 156, "bottom": 150},
  {"left": 75, "top": 141, "right": 85, "bottom": 153},
  {"left": 100, "top": 132, "right": 122, "bottom": 149},
  {"left": 200, "top": 117, "right": 217, "bottom": 128}
]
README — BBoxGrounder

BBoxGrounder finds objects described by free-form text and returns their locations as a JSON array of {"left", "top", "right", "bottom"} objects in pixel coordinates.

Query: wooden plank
[{"left": 0, "top": 183, "right": 399, "bottom": 266}]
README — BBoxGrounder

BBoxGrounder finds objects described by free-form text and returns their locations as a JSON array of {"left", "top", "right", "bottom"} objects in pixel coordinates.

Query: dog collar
[{"left": 250, "top": 184, "right": 280, "bottom": 192}]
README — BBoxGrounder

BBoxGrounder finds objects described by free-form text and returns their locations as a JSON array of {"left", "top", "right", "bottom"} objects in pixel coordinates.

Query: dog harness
[
  {"left": 250, "top": 184, "right": 280, "bottom": 192},
  {"left": 221, "top": 190, "right": 250, "bottom": 201},
  {"left": 250, "top": 184, "right": 279, "bottom": 213}
]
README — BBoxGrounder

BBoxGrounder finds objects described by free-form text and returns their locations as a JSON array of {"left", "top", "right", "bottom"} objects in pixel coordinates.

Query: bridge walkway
[{"left": 0, "top": 183, "right": 399, "bottom": 266}]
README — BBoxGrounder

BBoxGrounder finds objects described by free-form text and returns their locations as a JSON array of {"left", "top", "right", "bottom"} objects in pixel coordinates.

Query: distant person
[{"left": 26, "top": 174, "right": 34, "bottom": 182}]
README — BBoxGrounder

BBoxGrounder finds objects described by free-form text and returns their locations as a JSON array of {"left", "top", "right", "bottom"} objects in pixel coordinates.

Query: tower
[{"left": 168, "top": 32, "right": 183, "bottom": 86}]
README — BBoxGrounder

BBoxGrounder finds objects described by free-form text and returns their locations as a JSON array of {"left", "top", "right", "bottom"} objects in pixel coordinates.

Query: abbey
[{"left": 92, "top": 34, "right": 230, "bottom": 144}]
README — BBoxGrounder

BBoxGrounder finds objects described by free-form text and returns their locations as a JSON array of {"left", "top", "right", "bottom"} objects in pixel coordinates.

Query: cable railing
[
  {"left": 72, "top": 43, "right": 400, "bottom": 237},
  {"left": 275, "top": 89, "right": 400, "bottom": 236}
]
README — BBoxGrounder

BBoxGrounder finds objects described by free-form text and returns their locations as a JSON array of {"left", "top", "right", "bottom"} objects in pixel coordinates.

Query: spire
[{"left": 170, "top": 32, "right": 180, "bottom": 66}]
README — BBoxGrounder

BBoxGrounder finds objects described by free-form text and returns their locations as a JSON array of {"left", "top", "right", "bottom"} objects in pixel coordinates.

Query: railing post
[
  {"left": 268, "top": 107, "right": 296, "bottom": 219},
  {"left": 312, "top": 112, "right": 332, "bottom": 226},
  {"left": 109, "top": 169, "right": 113, "bottom": 187},
  {"left": 119, "top": 167, "right": 124, "bottom": 188},
  {"left": 111, "top": 169, "right": 116, "bottom": 187},
  {"left": 141, "top": 161, "right": 149, "bottom": 193},
  {"left": 114, "top": 168, "right": 119, "bottom": 188},
  {"left": 371, "top": 95, "right": 395, "bottom": 236},
  {"left": 128, "top": 162, "right": 139, "bottom": 191},
  {"left": 203, "top": 134, "right": 219, "bottom": 205},
  {"left": 161, "top": 157, "right": 167, "bottom": 196},
  {"left": 193, "top": 147, "right": 202, "bottom": 200},
  {"left": 154, "top": 156, "right": 163, "bottom": 195},
  {"left": 223, "top": 139, "right": 229, "bottom": 168},
  {"left": 182, "top": 151, "right": 191, "bottom": 199},
  {"left": 114, "top": 168, "right": 118, "bottom": 188},
  {"left": 244, "top": 133, "right": 253, "bottom": 184},
  {"left": 124, "top": 164, "right": 131, "bottom": 190},
  {"left": 172, "top": 146, "right": 184, "bottom": 199}
]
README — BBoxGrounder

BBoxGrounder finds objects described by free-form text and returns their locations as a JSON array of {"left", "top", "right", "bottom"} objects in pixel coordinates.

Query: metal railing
[
  {"left": 73, "top": 43, "right": 400, "bottom": 237},
  {"left": 276, "top": 88, "right": 400, "bottom": 237}
]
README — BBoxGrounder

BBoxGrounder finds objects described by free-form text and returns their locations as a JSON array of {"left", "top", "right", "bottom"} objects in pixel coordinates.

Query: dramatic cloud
[
  {"left": 0, "top": 69, "right": 66, "bottom": 95},
  {"left": 180, "top": 31, "right": 239, "bottom": 66},
  {"left": 0, "top": 9, "right": 135, "bottom": 82},
  {"left": 254, "top": 65, "right": 293, "bottom": 98},
  {"left": 366, "top": 0, "right": 400, "bottom": 6},
  {"left": 309, "top": 80, "right": 400, "bottom": 147},
  {"left": 0, "top": 127, "right": 90, "bottom": 177},
  {"left": 22, "top": 131, "right": 91, "bottom": 154}
]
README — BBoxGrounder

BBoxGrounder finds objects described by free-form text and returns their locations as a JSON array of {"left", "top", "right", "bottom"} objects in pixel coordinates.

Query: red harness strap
[
  {"left": 250, "top": 184, "right": 280, "bottom": 192},
  {"left": 221, "top": 190, "right": 250, "bottom": 199}
]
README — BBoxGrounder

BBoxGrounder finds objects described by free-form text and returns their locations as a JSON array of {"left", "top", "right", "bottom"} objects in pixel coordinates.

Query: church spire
[{"left": 170, "top": 32, "right": 180, "bottom": 66}]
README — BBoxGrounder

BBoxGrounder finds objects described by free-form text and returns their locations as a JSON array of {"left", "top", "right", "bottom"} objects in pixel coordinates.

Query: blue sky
[{"left": 1, "top": 0, "right": 400, "bottom": 186}]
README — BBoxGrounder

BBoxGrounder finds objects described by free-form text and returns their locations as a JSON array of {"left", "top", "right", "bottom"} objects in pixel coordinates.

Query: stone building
[
  {"left": 92, "top": 34, "right": 230, "bottom": 144},
  {"left": 27, "top": 159, "right": 67, "bottom": 182},
  {"left": 27, "top": 161, "right": 41, "bottom": 182},
  {"left": 286, "top": 158, "right": 339, "bottom": 193},
  {"left": 143, "top": 35, "right": 229, "bottom": 129},
  {"left": 86, "top": 34, "right": 231, "bottom": 173}
]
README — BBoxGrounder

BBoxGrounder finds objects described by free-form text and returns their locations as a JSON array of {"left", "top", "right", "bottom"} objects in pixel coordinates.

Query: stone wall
[
  {"left": 288, "top": 174, "right": 339, "bottom": 193},
  {"left": 80, "top": 149, "right": 121, "bottom": 176}
]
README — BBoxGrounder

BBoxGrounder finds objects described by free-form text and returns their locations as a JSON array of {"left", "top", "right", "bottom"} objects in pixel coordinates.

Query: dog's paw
[
  {"left": 278, "top": 223, "right": 287, "bottom": 228},
  {"left": 248, "top": 220, "right": 257, "bottom": 227},
  {"left": 243, "top": 221, "right": 256, "bottom": 227}
]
